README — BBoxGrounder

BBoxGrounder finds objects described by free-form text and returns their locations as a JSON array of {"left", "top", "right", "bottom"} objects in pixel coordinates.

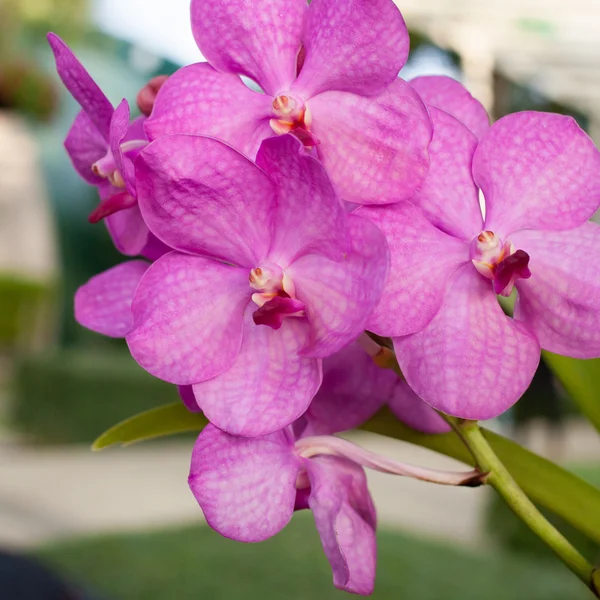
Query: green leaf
[
  {"left": 543, "top": 351, "right": 600, "bottom": 433},
  {"left": 92, "top": 402, "right": 208, "bottom": 450},
  {"left": 362, "top": 409, "right": 600, "bottom": 544}
]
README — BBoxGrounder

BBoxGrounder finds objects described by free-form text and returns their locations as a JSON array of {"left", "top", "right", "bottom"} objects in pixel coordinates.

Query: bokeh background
[{"left": 1, "top": 0, "right": 600, "bottom": 598}]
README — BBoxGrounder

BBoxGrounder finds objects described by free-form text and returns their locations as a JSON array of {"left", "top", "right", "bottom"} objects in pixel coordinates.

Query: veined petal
[
  {"left": 105, "top": 203, "right": 150, "bottom": 258},
  {"left": 388, "top": 380, "right": 451, "bottom": 434},
  {"left": 194, "top": 312, "right": 322, "bottom": 437},
  {"left": 256, "top": 135, "right": 349, "bottom": 264},
  {"left": 190, "top": 0, "right": 306, "bottom": 96},
  {"left": 309, "top": 79, "right": 431, "bottom": 205},
  {"left": 127, "top": 253, "right": 250, "bottom": 385},
  {"left": 74, "top": 260, "right": 149, "bottom": 338},
  {"left": 358, "top": 202, "right": 468, "bottom": 337},
  {"left": 136, "top": 135, "right": 276, "bottom": 267},
  {"left": 474, "top": 112, "right": 600, "bottom": 235},
  {"left": 303, "top": 340, "right": 393, "bottom": 436},
  {"left": 394, "top": 264, "right": 541, "bottom": 420},
  {"left": 293, "top": 0, "right": 408, "bottom": 98},
  {"left": 47, "top": 33, "right": 113, "bottom": 140},
  {"left": 307, "top": 456, "right": 377, "bottom": 595},
  {"left": 289, "top": 214, "right": 389, "bottom": 357},
  {"left": 513, "top": 223, "right": 600, "bottom": 358},
  {"left": 410, "top": 107, "right": 483, "bottom": 241},
  {"left": 409, "top": 76, "right": 489, "bottom": 139},
  {"left": 189, "top": 425, "right": 300, "bottom": 542},
  {"left": 64, "top": 111, "right": 107, "bottom": 185},
  {"left": 144, "top": 63, "right": 273, "bottom": 158}
]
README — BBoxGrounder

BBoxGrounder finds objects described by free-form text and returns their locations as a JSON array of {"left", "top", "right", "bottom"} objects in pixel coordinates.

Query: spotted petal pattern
[
  {"left": 127, "top": 253, "right": 251, "bottom": 385},
  {"left": 394, "top": 264, "right": 541, "bottom": 419},
  {"left": 307, "top": 456, "right": 377, "bottom": 595},
  {"left": 75, "top": 260, "right": 149, "bottom": 337},
  {"left": 474, "top": 112, "right": 600, "bottom": 236},
  {"left": 189, "top": 425, "right": 300, "bottom": 542},
  {"left": 513, "top": 223, "right": 600, "bottom": 358},
  {"left": 308, "top": 79, "right": 432, "bottom": 204},
  {"left": 294, "top": 0, "right": 408, "bottom": 98},
  {"left": 409, "top": 75, "right": 489, "bottom": 139},
  {"left": 144, "top": 63, "right": 273, "bottom": 158},
  {"left": 190, "top": 0, "right": 306, "bottom": 95},
  {"left": 289, "top": 214, "right": 389, "bottom": 357},
  {"left": 195, "top": 312, "right": 322, "bottom": 437}
]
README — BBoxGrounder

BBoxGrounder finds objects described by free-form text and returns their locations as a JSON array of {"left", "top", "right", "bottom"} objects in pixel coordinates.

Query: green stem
[{"left": 445, "top": 416, "right": 599, "bottom": 597}]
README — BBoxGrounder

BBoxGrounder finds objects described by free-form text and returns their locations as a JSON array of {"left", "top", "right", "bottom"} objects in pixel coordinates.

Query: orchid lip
[
  {"left": 470, "top": 230, "right": 531, "bottom": 296},
  {"left": 249, "top": 262, "right": 305, "bottom": 329}
]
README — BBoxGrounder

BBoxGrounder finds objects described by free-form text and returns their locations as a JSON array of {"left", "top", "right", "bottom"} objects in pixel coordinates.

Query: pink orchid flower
[
  {"left": 190, "top": 366, "right": 476, "bottom": 595},
  {"left": 144, "top": 0, "right": 432, "bottom": 205},
  {"left": 81, "top": 135, "right": 388, "bottom": 437},
  {"left": 361, "top": 109, "right": 600, "bottom": 420},
  {"left": 47, "top": 33, "right": 168, "bottom": 260}
]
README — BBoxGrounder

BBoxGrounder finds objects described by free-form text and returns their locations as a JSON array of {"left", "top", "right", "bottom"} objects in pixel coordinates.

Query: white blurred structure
[
  {"left": 396, "top": 0, "right": 600, "bottom": 129},
  {"left": 0, "top": 113, "right": 57, "bottom": 282}
]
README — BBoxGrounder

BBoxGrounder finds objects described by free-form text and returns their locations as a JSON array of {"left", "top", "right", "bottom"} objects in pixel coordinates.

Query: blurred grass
[
  {"left": 37, "top": 515, "right": 589, "bottom": 600},
  {"left": 11, "top": 348, "right": 179, "bottom": 443}
]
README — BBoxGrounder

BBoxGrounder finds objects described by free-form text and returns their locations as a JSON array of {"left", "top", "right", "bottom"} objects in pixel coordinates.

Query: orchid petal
[
  {"left": 127, "top": 253, "right": 250, "bottom": 385},
  {"left": 289, "top": 214, "right": 389, "bottom": 357},
  {"left": 74, "top": 260, "right": 149, "bottom": 338},
  {"left": 410, "top": 107, "right": 483, "bottom": 240},
  {"left": 110, "top": 99, "right": 137, "bottom": 196},
  {"left": 194, "top": 312, "right": 322, "bottom": 437},
  {"left": 136, "top": 135, "right": 276, "bottom": 267},
  {"left": 388, "top": 380, "right": 451, "bottom": 434},
  {"left": 144, "top": 63, "right": 273, "bottom": 158},
  {"left": 139, "top": 234, "right": 171, "bottom": 262},
  {"left": 304, "top": 340, "right": 393, "bottom": 435},
  {"left": 293, "top": 0, "right": 408, "bottom": 98},
  {"left": 513, "top": 223, "right": 600, "bottom": 358},
  {"left": 190, "top": 0, "right": 306, "bottom": 96},
  {"left": 307, "top": 456, "right": 376, "bottom": 595},
  {"left": 64, "top": 111, "right": 107, "bottom": 185},
  {"left": 473, "top": 111, "right": 600, "bottom": 235},
  {"left": 409, "top": 75, "right": 489, "bottom": 138},
  {"left": 104, "top": 203, "right": 150, "bottom": 257},
  {"left": 309, "top": 78, "right": 431, "bottom": 204},
  {"left": 394, "top": 264, "right": 541, "bottom": 420},
  {"left": 256, "top": 135, "right": 349, "bottom": 263},
  {"left": 189, "top": 425, "right": 300, "bottom": 542},
  {"left": 47, "top": 33, "right": 113, "bottom": 140},
  {"left": 358, "top": 202, "right": 468, "bottom": 337},
  {"left": 178, "top": 385, "right": 201, "bottom": 412}
]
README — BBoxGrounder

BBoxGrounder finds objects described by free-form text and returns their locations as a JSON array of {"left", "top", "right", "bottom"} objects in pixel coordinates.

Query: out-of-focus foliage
[
  {"left": 93, "top": 403, "right": 207, "bottom": 451},
  {"left": 544, "top": 353, "right": 600, "bottom": 434},
  {"left": 0, "top": 0, "right": 88, "bottom": 119},
  {"left": 36, "top": 517, "right": 589, "bottom": 600},
  {"left": 486, "top": 464, "right": 600, "bottom": 563},
  {"left": 0, "top": 274, "right": 55, "bottom": 350},
  {"left": 11, "top": 348, "right": 180, "bottom": 444}
]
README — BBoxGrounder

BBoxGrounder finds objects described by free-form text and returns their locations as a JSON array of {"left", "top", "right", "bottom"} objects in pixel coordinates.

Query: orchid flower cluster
[{"left": 49, "top": 0, "right": 600, "bottom": 595}]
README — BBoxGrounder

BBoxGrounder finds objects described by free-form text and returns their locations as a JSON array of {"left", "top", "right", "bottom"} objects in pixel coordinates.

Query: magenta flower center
[
  {"left": 469, "top": 230, "right": 531, "bottom": 296},
  {"left": 249, "top": 262, "right": 306, "bottom": 330},
  {"left": 269, "top": 94, "right": 317, "bottom": 148}
]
